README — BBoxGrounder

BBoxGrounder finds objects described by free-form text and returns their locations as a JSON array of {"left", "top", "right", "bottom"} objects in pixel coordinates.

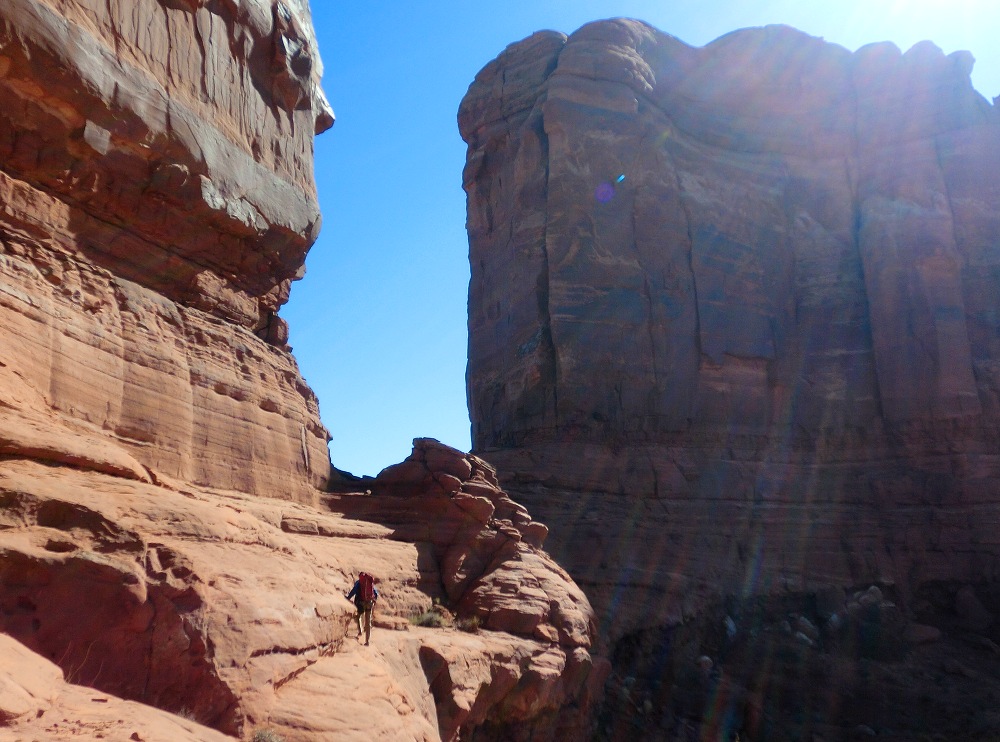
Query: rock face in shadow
[
  {"left": 461, "top": 18, "right": 1000, "bottom": 738},
  {"left": 0, "top": 3, "right": 603, "bottom": 740},
  {"left": 0, "top": 632, "right": 235, "bottom": 742}
]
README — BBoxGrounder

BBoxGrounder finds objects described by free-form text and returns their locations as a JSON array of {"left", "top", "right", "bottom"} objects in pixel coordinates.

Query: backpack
[{"left": 358, "top": 572, "right": 376, "bottom": 605}]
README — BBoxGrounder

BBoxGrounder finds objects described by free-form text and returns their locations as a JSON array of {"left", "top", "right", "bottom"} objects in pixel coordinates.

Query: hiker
[{"left": 346, "top": 571, "right": 379, "bottom": 645}]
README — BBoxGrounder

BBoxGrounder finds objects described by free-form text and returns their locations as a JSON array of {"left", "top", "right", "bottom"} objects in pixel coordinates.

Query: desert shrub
[
  {"left": 252, "top": 730, "right": 285, "bottom": 742},
  {"left": 456, "top": 615, "right": 482, "bottom": 633},
  {"left": 409, "top": 610, "right": 448, "bottom": 628}
]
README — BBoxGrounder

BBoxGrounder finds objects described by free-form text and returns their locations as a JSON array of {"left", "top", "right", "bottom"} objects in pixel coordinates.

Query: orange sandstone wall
[{"left": 0, "top": 0, "right": 333, "bottom": 500}]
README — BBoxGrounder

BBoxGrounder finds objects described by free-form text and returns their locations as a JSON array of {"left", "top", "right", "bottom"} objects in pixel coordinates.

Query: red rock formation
[
  {"left": 363, "top": 439, "right": 593, "bottom": 649},
  {"left": 461, "top": 19, "right": 1000, "bottom": 736},
  {"left": 0, "top": 0, "right": 333, "bottom": 501},
  {"left": 0, "top": 633, "right": 233, "bottom": 741},
  {"left": 0, "top": 2, "right": 602, "bottom": 740},
  {"left": 329, "top": 439, "right": 607, "bottom": 741},
  {"left": 0, "top": 442, "right": 604, "bottom": 741}
]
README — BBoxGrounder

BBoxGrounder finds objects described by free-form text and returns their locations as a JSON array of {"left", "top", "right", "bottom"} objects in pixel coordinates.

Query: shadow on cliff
[
  {"left": 0, "top": 485, "right": 242, "bottom": 733},
  {"left": 592, "top": 585, "right": 1000, "bottom": 741}
]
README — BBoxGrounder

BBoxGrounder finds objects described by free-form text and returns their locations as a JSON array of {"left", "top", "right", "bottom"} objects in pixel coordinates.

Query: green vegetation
[
  {"left": 409, "top": 606, "right": 483, "bottom": 633},
  {"left": 409, "top": 609, "right": 449, "bottom": 628}
]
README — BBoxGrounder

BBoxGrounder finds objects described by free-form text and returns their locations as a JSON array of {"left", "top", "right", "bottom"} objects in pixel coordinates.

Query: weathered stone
[
  {"left": 794, "top": 631, "right": 816, "bottom": 649},
  {"left": 281, "top": 515, "right": 320, "bottom": 535},
  {"left": 362, "top": 442, "right": 597, "bottom": 656},
  {"left": 0, "top": 0, "right": 333, "bottom": 501},
  {"left": 521, "top": 521, "right": 550, "bottom": 548},
  {"left": 0, "top": 0, "right": 332, "bottom": 321},
  {"left": 434, "top": 472, "right": 464, "bottom": 494},
  {"left": 424, "top": 440, "right": 475, "bottom": 481},
  {"left": 460, "top": 17, "right": 1000, "bottom": 651},
  {"left": 461, "top": 479, "right": 501, "bottom": 499},
  {"left": 0, "top": 2, "right": 602, "bottom": 740},
  {"left": 452, "top": 492, "right": 496, "bottom": 524},
  {"left": 376, "top": 459, "right": 429, "bottom": 486},
  {"left": 0, "top": 634, "right": 232, "bottom": 740},
  {"left": 795, "top": 615, "right": 821, "bottom": 643},
  {"left": 0, "top": 633, "right": 61, "bottom": 723}
]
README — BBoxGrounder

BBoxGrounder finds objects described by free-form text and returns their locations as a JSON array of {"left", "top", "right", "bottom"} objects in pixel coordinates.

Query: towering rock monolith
[{"left": 462, "top": 18, "right": 1000, "bottom": 737}]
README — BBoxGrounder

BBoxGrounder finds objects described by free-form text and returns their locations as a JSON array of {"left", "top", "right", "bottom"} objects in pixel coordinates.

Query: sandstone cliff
[
  {"left": 0, "top": 442, "right": 605, "bottom": 741},
  {"left": 461, "top": 19, "right": 1000, "bottom": 739},
  {"left": 0, "top": 0, "right": 334, "bottom": 501},
  {"left": 0, "top": 2, "right": 602, "bottom": 740}
]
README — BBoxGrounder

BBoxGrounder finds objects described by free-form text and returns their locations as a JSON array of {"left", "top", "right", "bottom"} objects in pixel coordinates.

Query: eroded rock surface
[
  {"left": 0, "top": 0, "right": 334, "bottom": 500},
  {"left": 461, "top": 18, "right": 1000, "bottom": 739},
  {"left": 0, "top": 443, "right": 604, "bottom": 741},
  {"left": 328, "top": 439, "right": 607, "bottom": 741},
  {"left": 0, "top": 632, "right": 233, "bottom": 741},
  {"left": 0, "top": 2, "right": 601, "bottom": 740},
  {"left": 0, "top": 0, "right": 332, "bottom": 324}
]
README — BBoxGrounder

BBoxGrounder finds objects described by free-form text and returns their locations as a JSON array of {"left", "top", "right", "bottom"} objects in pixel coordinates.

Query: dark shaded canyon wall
[
  {"left": 460, "top": 19, "right": 1000, "bottom": 641},
  {"left": 0, "top": 0, "right": 333, "bottom": 501}
]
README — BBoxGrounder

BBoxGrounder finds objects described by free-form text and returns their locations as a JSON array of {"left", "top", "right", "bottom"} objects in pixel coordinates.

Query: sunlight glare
[{"left": 884, "top": 0, "right": 989, "bottom": 33}]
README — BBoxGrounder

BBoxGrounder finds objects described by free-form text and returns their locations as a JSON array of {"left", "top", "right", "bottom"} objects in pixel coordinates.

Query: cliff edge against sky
[
  {"left": 462, "top": 18, "right": 1000, "bottom": 739},
  {"left": 0, "top": 3, "right": 603, "bottom": 740}
]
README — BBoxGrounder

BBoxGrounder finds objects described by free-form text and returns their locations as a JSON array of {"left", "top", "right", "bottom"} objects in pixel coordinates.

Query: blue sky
[{"left": 284, "top": 1, "right": 999, "bottom": 478}]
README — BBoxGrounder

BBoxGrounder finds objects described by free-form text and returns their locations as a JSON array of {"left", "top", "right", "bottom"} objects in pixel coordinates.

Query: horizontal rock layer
[
  {"left": 460, "top": 19, "right": 1000, "bottom": 640},
  {"left": 0, "top": 223, "right": 331, "bottom": 499},
  {"left": 0, "top": 0, "right": 333, "bottom": 498},
  {"left": 0, "top": 441, "right": 604, "bottom": 741},
  {"left": 0, "top": 2, "right": 604, "bottom": 739}
]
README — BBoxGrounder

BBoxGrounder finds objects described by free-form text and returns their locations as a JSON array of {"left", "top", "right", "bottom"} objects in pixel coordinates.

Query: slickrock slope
[
  {"left": 0, "top": 442, "right": 604, "bottom": 741},
  {"left": 0, "top": 2, "right": 602, "bottom": 740},
  {"left": 461, "top": 18, "right": 1000, "bottom": 739}
]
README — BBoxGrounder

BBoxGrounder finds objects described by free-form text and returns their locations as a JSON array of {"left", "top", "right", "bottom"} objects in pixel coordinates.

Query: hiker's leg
[
  {"left": 356, "top": 609, "right": 364, "bottom": 638},
  {"left": 363, "top": 607, "right": 372, "bottom": 644}
]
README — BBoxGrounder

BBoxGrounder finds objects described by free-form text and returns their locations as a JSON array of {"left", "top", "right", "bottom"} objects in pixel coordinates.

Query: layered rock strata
[
  {"left": 0, "top": 441, "right": 604, "bottom": 741},
  {"left": 0, "top": 2, "right": 602, "bottom": 739},
  {"left": 0, "top": 0, "right": 333, "bottom": 500},
  {"left": 460, "top": 18, "right": 1000, "bottom": 653}
]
